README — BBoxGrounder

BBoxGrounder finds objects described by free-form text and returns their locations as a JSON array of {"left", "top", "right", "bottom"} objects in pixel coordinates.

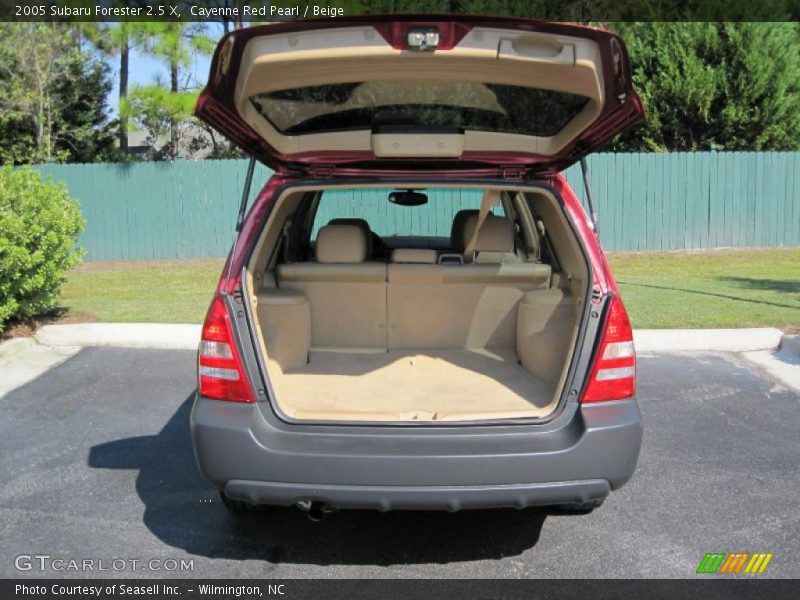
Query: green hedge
[{"left": 0, "top": 166, "right": 84, "bottom": 332}]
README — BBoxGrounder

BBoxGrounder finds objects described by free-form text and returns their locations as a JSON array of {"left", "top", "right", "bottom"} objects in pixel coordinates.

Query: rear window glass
[
  {"left": 251, "top": 82, "right": 590, "bottom": 137},
  {"left": 311, "top": 188, "right": 503, "bottom": 240}
]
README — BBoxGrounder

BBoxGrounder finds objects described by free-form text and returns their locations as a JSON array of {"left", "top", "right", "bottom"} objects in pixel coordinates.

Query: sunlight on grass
[
  {"left": 59, "top": 249, "right": 800, "bottom": 329},
  {"left": 608, "top": 248, "right": 800, "bottom": 330},
  {"left": 60, "top": 259, "right": 224, "bottom": 324}
]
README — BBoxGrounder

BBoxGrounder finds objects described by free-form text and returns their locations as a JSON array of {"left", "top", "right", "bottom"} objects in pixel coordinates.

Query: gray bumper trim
[
  {"left": 224, "top": 478, "right": 611, "bottom": 511},
  {"left": 192, "top": 397, "right": 642, "bottom": 493}
]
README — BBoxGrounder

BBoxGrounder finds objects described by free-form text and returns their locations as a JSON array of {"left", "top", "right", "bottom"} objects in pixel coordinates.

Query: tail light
[
  {"left": 581, "top": 296, "right": 636, "bottom": 403},
  {"left": 198, "top": 295, "right": 255, "bottom": 403}
]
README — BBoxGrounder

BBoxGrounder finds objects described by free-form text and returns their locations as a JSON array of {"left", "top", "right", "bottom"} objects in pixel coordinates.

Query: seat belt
[
  {"left": 535, "top": 217, "right": 560, "bottom": 272},
  {"left": 276, "top": 218, "right": 293, "bottom": 263},
  {"left": 463, "top": 189, "right": 500, "bottom": 261}
]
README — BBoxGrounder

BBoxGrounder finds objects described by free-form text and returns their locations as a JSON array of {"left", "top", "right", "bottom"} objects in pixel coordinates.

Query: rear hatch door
[{"left": 196, "top": 16, "right": 643, "bottom": 175}]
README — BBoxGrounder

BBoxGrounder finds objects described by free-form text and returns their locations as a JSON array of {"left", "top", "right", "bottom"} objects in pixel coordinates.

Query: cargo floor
[{"left": 269, "top": 348, "right": 558, "bottom": 422}]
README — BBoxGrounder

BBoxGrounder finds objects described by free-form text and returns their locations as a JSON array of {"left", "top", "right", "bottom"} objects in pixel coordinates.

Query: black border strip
[
  {"left": 1, "top": 0, "right": 799, "bottom": 22},
  {"left": 3, "top": 578, "right": 798, "bottom": 600}
]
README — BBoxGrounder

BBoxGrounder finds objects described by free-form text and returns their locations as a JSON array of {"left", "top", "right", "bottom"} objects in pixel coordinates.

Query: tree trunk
[
  {"left": 222, "top": 0, "right": 231, "bottom": 33},
  {"left": 234, "top": 0, "right": 243, "bottom": 29},
  {"left": 170, "top": 60, "right": 179, "bottom": 158},
  {"left": 31, "top": 30, "right": 47, "bottom": 161},
  {"left": 119, "top": 36, "right": 129, "bottom": 151}
]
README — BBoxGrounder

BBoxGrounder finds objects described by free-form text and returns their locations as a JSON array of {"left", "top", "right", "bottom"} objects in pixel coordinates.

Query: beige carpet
[{"left": 269, "top": 348, "right": 558, "bottom": 422}]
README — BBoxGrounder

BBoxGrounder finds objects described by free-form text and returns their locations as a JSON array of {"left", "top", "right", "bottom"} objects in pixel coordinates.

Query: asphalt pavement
[{"left": 0, "top": 347, "right": 797, "bottom": 578}]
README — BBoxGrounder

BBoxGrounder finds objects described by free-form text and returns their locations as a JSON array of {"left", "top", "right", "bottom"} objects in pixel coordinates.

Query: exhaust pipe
[
  {"left": 307, "top": 503, "right": 326, "bottom": 522},
  {"left": 296, "top": 500, "right": 330, "bottom": 522}
]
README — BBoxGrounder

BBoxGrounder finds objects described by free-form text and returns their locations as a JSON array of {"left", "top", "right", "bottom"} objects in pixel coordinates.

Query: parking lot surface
[{"left": 0, "top": 348, "right": 797, "bottom": 578}]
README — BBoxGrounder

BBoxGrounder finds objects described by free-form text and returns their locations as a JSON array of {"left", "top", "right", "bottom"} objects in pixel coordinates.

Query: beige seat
[
  {"left": 277, "top": 224, "right": 387, "bottom": 350},
  {"left": 390, "top": 248, "right": 438, "bottom": 264},
  {"left": 274, "top": 216, "right": 551, "bottom": 353},
  {"left": 328, "top": 217, "right": 373, "bottom": 258},
  {"left": 450, "top": 209, "right": 479, "bottom": 252},
  {"left": 387, "top": 218, "right": 551, "bottom": 349},
  {"left": 461, "top": 213, "right": 522, "bottom": 264}
]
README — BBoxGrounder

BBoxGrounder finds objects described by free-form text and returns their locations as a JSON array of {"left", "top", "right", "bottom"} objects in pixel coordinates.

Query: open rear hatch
[
  {"left": 196, "top": 15, "right": 643, "bottom": 175},
  {"left": 245, "top": 182, "right": 591, "bottom": 424}
]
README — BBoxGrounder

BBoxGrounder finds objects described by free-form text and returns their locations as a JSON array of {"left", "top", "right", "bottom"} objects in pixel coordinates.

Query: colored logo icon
[{"left": 696, "top": 552, "right": 773, "bottom": 574}]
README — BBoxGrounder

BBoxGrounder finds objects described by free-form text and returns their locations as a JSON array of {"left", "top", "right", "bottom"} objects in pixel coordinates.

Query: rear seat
[
  {"left": 387, "top": 215, "right": 551, "bottom": 349},
  {"left": 277, "top": 224, "right": 387, "bottom": 349},
  {"left": 272, "top": 218, "right": 551, "bottom": 353},
  {"left": 390, "top": 248, "right": 438, "bottom": 264}
]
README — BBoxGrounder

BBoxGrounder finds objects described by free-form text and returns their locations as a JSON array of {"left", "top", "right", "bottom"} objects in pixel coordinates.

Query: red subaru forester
[{"left": 190, "top": 16, "right": 644, "bottom": 519}]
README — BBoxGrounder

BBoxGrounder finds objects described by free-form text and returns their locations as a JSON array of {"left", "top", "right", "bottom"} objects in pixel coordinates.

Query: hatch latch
[
  {"left": 501, "top": 166, "right": 526, "bottom": 180},
  {"left": 309, "top": 165, "right": 335, "bottom": 179}
]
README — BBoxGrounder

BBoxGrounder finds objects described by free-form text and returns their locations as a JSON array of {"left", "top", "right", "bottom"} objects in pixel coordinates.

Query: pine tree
[
  {"left": 0, "top": 23, "right": 118, "bottom": 164},
  {"left": 611, "top": 23, "right": 800, "bottom": 151}
]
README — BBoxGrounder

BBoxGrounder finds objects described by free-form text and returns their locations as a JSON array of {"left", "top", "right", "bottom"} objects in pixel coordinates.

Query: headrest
[
  {"left": 328, "top": 218, "right": 373, "bottom": 257},
  {"left": 462, "top": 214, "right": 514, "bottom": 254},
  {"left": 390, "top": 248, "right": 438, "bottom": 264},
  {"left": 316, "top": 224, "right": 369, "bottom": 263},
  {"left": 450, "top": 209, "right": 478, "bottom": 252}
]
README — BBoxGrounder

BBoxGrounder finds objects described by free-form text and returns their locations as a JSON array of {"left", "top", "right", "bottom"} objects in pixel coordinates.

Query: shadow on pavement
[{"left": 88, "top": 394, "right": 548, "bottom": 565}]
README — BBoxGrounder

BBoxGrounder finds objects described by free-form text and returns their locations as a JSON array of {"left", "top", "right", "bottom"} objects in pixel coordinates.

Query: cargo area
[
  {"left": 264, "top": 348, "right": 557, "bottom": 422},
  {"left": 245, "top": 184, "right": 589, "bottom": 423}
]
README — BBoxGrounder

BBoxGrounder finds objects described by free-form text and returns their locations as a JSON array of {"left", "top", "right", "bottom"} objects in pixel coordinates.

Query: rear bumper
[
  {"left": 191, "top": 397, "right": 642, "bottom": 511},
  {"left": 225, "top": 479, "right": 610, "bottom": 511}
]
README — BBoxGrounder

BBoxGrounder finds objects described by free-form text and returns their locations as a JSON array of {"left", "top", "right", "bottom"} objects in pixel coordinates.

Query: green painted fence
[
  {"left": 35, "top": 152, "right": 800, "bottom": 261},
  {"left": 35, "top": 160, "right": 272, "bottom": 261},
  {"left": 564, "top": 152, "right": 800, "bottom": 252}
]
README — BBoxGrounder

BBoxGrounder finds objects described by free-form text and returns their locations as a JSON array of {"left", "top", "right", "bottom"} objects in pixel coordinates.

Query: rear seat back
[
  {"left": 277, "top": 224, "right": 387, "bottom": 349},
  {"left": 388, "top": 211, "right": 549, "bottom": 349},
  {"left": 390, "top": 248, "right": 438, "bottom": 264},
  {"left": 387, "top": 262, "right": 551, "bottom": 349},
  {"left": 275, "top": 222, "right": 551, "bottom": 352},
  {"left": 387, "top": 211, "right": 550, "bottom": 349}
]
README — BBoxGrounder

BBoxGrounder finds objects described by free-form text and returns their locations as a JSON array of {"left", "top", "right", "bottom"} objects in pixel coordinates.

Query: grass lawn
[
  {"left": 608, "top": 248, "right": 800, "bottom": 331},
  {"left": 58, "top": 248, "right": 800, "bottom": 330},
  {"left": 60, "top": 259, "right": 224, "bottom": 325}
]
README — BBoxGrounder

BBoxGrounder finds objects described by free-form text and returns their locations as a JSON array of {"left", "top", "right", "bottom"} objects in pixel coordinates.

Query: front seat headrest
[
  {"left": 450, "top": 209, "right": 479, "bottom": 252},
  {"left": 316, "top": 224, "right": 369, "bottom": 263},
  {"left": 462, "top": 214, "right": 514, "bottom": 254},
  {"left": 328, "top": 218, "right": 373, "bottom": 257}
]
